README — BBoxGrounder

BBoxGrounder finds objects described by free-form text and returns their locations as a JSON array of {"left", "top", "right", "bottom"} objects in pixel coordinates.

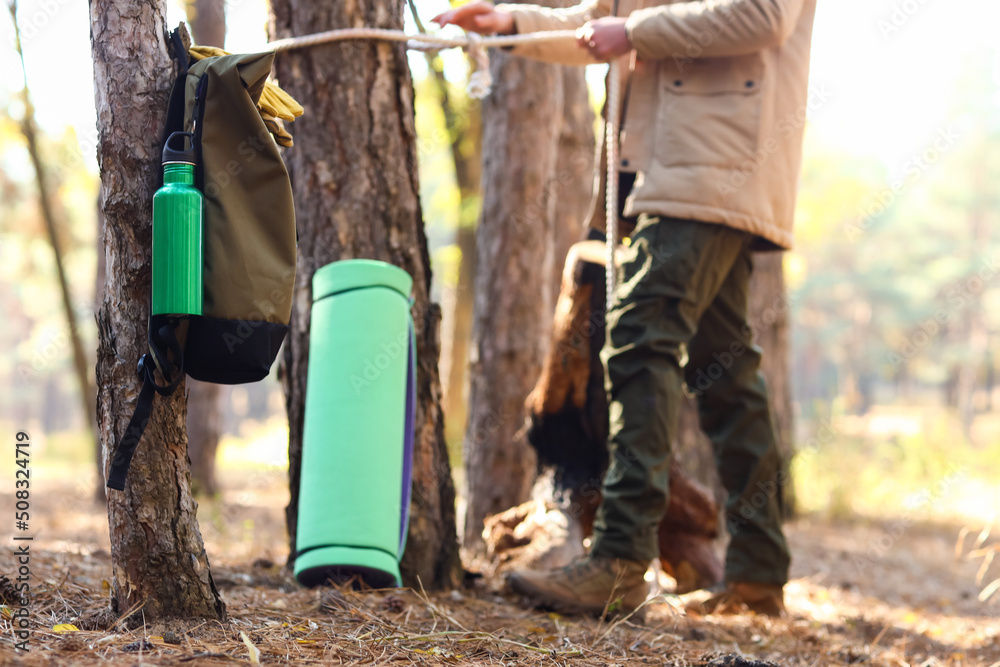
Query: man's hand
[
  {"left": 432, "top": 2, "right": 515, "bottom": 35},
  {"left": 576, "top": 17, "right": 631, "bottom": 60}
]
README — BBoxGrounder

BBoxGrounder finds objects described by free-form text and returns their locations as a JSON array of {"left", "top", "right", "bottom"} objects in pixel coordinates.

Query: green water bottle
[{"left": 152, "top": 132, "right": 203, "bottom": 316}]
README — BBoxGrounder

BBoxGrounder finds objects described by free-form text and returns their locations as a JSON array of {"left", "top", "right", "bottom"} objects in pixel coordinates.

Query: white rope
[
  {"left": 266, "top": 25, "right": 621, "bottom": 306},
  {"left": 604, "top": 63, "right": 620, "bottom": 312},
  {"left": 463, "top": 32, "right": 492, "bottom": 100},
  {"left": 267, "top": 27, "right": 579, "bottom": 52},
  {"left": 266, "top": 28, "right": 577, "bottom": 101}
]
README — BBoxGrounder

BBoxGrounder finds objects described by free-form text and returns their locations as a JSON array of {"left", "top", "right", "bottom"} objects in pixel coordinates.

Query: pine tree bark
[
  {"left": 270, "top": 0, "right": 460, "bottom": 589},
  {"left": 90, "top": 4, "right": 224, "bottom": 621},
  {"left": 463, "top": 0, "right": 590, "bottom": 549},
  {"left": 183, "top": 0, "right": 225, "bottom": 498},
  {"left": 440, "top": 224, "right": 477, "bottom": 439}
]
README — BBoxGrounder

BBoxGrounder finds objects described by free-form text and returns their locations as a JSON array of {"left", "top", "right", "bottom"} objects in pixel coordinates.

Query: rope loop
[{"left": 463, "top": 32, "right": 492, "bottom": 100}]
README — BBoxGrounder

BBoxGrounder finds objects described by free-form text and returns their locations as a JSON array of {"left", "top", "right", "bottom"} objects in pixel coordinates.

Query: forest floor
[{"left": 1, "top": 464, "right": 999, "bottom": 666}]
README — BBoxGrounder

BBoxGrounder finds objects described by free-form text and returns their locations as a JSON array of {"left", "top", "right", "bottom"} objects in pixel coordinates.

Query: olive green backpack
[{"left": 108, "top": 31, "right": 298, "bottom": 490}]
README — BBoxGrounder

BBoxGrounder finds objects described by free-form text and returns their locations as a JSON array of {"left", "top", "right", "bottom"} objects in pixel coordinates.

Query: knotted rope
[
  {"left": 266, "top": 26, "right": 621, "bottom": 311},
  {"left": 604, "top": 64, "right": 620, "bottom": 311}
]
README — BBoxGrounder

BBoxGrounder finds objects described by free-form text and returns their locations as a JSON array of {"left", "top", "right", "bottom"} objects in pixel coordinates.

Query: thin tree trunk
[
  {"left": 10, "top": 1, "right": 99, "bottom": 501},
  {"left": 183, "top": 0, "right": 225, "bottom": 498},
  {"left": 440, "top": 224, "right": 477, "bottom": 440},
  {"left": 270, "top": 0, "right": 460, "bottom": 589},
  {"left": 90, "top": 4, "right": 224, "bottom": 621},
  {"left": 748, "top": 252, "right": 795, "bottom": 516},
  {"left": 463, "top": 0, "right": 581, "bottom": 549},
  {"left": 550, "top": 66, "right": 594, "bottom": 297},
  {"left": 184, "top": 0, "right": 225, "bottom": 47},
  {"left": 186, "top": 384, "right": 220, "bottom": 496}
]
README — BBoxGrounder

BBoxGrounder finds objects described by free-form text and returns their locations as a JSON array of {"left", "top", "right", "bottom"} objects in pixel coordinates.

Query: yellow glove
[
  {"left": 188, "top": 45, "right": 304, "bottom": 145},
  {"left": 259, "top": 84, "right": 304, "bottom": 121},
  {"left": 261, "top": 113, "right": 295, "bottom": 148}
]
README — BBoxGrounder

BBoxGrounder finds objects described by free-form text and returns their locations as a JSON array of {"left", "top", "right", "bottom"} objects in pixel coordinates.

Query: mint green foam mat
[{"left": 295, "top": 259, "right": 415, "bottom": 589}]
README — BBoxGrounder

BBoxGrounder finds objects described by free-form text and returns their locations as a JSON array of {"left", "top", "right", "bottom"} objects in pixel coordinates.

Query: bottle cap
[{"left": 162, "top": 131, "right": 197, "bottom": 165}]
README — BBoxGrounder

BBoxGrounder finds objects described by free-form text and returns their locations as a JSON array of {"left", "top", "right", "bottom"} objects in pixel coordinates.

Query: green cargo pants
[{"left": 590, "top": 214, "right": 790, "bottom": 586}]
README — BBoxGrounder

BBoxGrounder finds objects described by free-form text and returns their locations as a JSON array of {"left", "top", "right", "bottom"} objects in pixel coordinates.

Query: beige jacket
[{"left": 496, "top": 0, "right": 817, "bottom": 250}]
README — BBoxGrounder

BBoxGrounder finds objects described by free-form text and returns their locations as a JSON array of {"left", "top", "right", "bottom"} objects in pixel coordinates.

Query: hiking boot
[
  {"left": 507, "top": 555, "right": 650, "bottom": 616},
  {"left": 686, "top": 581, "right": 785, "bottom": 617}
]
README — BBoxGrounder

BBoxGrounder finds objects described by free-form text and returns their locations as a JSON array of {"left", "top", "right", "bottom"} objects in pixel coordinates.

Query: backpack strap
[
  {"left": 161, "top": 28, "right": 190, "bottom": 181},
  {"left": 106, "top": 320, "right": 186, "bottom": 491},
  {"left": 169, "top": 28, "right": 189, "bottom": 74}
]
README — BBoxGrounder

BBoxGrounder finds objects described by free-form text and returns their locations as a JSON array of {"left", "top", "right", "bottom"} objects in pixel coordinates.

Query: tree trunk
[
  {"left": 550, "top": 66, "right": 594, "bottom": 296},
  {"left": 186, "top": 382, "right": 221, "bottom": 496},
  {"left": 183, "top": 0, "right": 225, "bottom": 498},
  {"left": 270, "top": 0, "right": 460, "bottom": 589},
  {"left": 463, "top": 14, "right": 569, "bottom": 549},
  {"left": 674, "top": 252, "right": 795, "bottom": 516},
  {"left": 748, "top": 252, "right": 795, "bottom": 515},
  {"left": 184, "top": 0, "right": 225, "bottom": 48},
  {"left": 90, "top": 3, "right": 224, "bottom": 622},
  {"left": 440, "top": 224, "right": 476, "bottom": 443}
]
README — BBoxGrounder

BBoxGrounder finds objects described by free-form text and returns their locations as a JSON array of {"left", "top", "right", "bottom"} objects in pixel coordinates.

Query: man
[{"left": 435, "top": 0, "right": 816, "bottom": 617}]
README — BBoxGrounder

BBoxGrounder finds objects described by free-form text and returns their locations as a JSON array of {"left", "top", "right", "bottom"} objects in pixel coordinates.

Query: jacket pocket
[{"left": 653, "top": 54, "right": 764, "bottom": 169}]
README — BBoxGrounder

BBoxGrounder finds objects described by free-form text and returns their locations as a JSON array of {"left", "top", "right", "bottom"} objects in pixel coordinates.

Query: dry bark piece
[
  {"left": 0, "top": 575, "right": 18, "bottom": 605},
  {"left": 707, "top": 656, "right": 781, "bottom": 667}
]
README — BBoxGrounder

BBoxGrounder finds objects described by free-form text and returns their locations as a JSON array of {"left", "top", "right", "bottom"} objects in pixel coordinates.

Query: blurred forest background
[{"left": 1, "top": 0, "right": 999, "bottom": 531}]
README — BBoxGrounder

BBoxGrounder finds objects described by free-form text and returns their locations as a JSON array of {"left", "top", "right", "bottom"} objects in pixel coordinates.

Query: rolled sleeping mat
[{"left": 295, "top": 259, "right": 416, "bottom": 589}]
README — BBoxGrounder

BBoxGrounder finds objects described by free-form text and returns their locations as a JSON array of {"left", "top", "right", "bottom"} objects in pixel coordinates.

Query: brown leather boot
[
  {"left": 687, "top": 582, "right": 785, "bottom": 617},
  {"left": 507, "top": 555, "right": 650, "bottom": 616}
]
